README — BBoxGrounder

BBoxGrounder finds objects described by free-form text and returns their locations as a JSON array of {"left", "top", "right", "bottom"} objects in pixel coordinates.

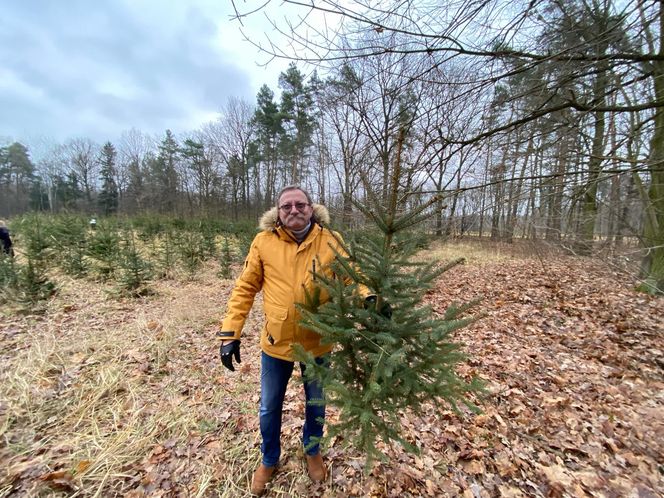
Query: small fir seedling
[
  {"left": 154, "top": 230, "right": 177, "bottom": 279},
  {"left": 116, "top": 234, "right": 153, "bottom": 297},
  {"left": 16, "top": 259, "right": 57, "bottom": 304},
  {"left": 53, "top": 215, "right": 88, "bottom": 277},
  {"left": 177, "top": 232, "right": 205, "bottom": 276},
  {"left": 0, "top": 255, "right": 19, "bottom": 304},
  {"left": 200, "top": 224, "right": 218, "bottom": 259},
  {"left": 86, "top": 221, "right": 121, "bottom": 279},
  {"left": 2, "top": 215, "right": 57, "bottom": 305},
  {"left": 217, "top": 236, "right": 234, "bottom": 279}
]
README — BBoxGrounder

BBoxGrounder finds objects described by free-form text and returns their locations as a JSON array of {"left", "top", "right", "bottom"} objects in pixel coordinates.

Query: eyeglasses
[{"left": 279, "top": 202, "right": 311, "bottom": 212}]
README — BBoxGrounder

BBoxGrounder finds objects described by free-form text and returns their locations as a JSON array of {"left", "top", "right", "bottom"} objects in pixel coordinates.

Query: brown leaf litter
[{"left": 0, "top": 251, "right": 662, "bottom": 497}]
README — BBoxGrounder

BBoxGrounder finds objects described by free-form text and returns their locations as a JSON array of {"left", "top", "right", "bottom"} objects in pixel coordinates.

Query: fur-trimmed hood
[{"left": 259, "top": 204, "right": 330, "bottom": 232}]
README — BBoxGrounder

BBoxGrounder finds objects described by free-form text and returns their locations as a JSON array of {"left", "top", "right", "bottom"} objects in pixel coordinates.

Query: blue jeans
[{"left": 259, "top": 352, "right": 327, "bottom": 467}]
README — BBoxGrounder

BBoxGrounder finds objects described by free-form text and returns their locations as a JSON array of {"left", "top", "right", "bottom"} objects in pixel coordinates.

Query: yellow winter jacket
[{"left": 219, "top": 204, "right": 344, "bottom": 361}]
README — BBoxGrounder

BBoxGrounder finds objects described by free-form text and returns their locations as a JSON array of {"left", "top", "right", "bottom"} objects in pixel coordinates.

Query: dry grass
[
  {"left": 0, "top": 262, "right": 262, "bottom": 496},
  {"left": 422, "top": 237, "right": 566, "bottom": 266},
  {"left": 1, "top": 240, "right": 659, "bottom": 496},
  {"left": 1, "top": 240, "right": 492, "bottom": 497},
  {"left": 0, "top": 240, "right": 554, "bottom": 498}
]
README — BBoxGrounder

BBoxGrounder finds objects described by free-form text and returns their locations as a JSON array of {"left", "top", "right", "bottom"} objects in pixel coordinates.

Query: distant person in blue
[{"left": 0, "top": 220, "right": 14, "bottom": 257}]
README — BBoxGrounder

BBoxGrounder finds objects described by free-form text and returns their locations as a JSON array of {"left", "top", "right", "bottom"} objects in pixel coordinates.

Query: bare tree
[
  {"left": 30, "top": 138, "right": 68, "bottom": 213},
  {"left": 230, "top": 0, "right": 664, "bottom": 292},
  {"left": 64, "top": 137, "right": 99, "bottom": 210},
  {"left": 201, "top": 97, "right": 256, "bottom": 219},
  {"left": 318, "top": 64, "right": 369, "bottom": 225},
  {"left": 117, "top": 128, "right": 155, "bottom": 213}
]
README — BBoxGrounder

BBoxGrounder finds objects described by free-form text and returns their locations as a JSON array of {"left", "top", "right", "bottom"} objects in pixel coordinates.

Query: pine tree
[
  {"left": 181, "top": 140, "right": 217, "bottom": 214},
  {"left": 251, "top": 85, "right": 284, "bottom": 208},
  {"left": 295, "top": 132, "right": 484, "bottom": 466},
  {"left": 1, "top": 142, "right": 36, "bottom": 214},
  {"left": 154, "top": 130, "right": 180, "bottom": 214},
  {"left": 279, "top": 63, "right": 316, "bottom": 184},
  {"left": 57, "top": 172, "right": 83, "bottom": 211},
  {"left": 98, "top": 142, "right": 119, "bottom": 215}
]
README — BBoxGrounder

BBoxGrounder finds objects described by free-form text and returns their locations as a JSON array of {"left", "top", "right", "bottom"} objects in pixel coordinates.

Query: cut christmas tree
[{"left": 295, "top": 133, "right": 484, "bottom": 466}]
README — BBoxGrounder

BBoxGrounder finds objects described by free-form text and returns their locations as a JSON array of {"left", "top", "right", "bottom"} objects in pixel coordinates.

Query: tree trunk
[
  {"left": 445, "top": 169, "right": 462, "bottom": 237},
  {"left": 546, "top": 130, "right": 568, "bottom": 242},
  {"left": 640, "top": 14, "right": 664, "bottom": 293},
  {"left": 490, "top": 138, "right": 510, "bottom": 240},
  {"left": 478, "top": 148, "right": 491, "bottom": 238},
  {"left": 505, "top": 132, "right": 531, "bottom": 243}
]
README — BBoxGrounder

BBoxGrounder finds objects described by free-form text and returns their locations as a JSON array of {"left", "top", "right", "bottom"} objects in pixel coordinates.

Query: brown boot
[
  {"left": 250, "top": 463, "right": 276, "bottom": 496},
  {"left": 305, "top": 453, "right": 327, "bottom": 482}
]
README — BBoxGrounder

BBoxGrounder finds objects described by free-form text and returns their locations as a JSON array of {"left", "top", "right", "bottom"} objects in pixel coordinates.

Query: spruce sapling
[{"left": 295, "top": 132, "right": 484, "bottom": 467}]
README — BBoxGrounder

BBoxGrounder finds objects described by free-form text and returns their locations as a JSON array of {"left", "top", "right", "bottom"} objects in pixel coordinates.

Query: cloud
[{"left": 0, "top": 0, "right": 268, "bottom": 145}]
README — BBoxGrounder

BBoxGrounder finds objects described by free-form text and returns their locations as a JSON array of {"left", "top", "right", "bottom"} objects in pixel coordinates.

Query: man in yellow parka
[{"left": 218, "top": 185, "right": 342, "bottom": 495}]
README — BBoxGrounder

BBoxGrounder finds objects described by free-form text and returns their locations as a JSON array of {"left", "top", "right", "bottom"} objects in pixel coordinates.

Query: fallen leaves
[
  {"left": 0, "top": 252, "right": 662, "bottom": 496},
  {"left": 424, "top": 255, "right": 663, "bottom": 497},
  {"left": 39, "top": 470, "right": 76, "bottom": 492},
  {"left": 75, "top": 460, "right": 92, "bottom": 474}
]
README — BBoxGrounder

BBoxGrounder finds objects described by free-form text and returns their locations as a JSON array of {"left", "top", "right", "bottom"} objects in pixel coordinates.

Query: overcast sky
[{"left": 0, "top": 0, "right": 293, "bottom": 148}]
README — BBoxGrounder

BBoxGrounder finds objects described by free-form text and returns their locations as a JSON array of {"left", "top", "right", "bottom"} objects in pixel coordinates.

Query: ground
[{"left": 0, "top": 240, "right": 662, "bottom": 497}]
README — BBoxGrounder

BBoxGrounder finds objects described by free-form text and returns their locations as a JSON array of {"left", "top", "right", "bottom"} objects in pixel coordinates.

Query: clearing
[{"left": 1, "top": 240, "right": 662, "bottom": 497}]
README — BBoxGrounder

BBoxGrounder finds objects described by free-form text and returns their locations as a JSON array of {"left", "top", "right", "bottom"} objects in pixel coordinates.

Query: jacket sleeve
[{"left": 218, "top": 236, "right": 264, "bottom": 341}]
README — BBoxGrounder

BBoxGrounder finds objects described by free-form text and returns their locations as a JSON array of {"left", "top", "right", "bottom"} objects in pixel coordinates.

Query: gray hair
[{"left": 276, "top": 185, "right": 313, "bottom": 206}]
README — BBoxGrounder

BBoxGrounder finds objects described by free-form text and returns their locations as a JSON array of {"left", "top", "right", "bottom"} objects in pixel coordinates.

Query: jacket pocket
[{"left": 264, "top": 302, "right": 291, "bottom": 345}]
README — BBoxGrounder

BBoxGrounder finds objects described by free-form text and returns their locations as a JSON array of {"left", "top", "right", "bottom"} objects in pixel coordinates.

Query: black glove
[
  {"left": 220, "top": 340, "right": 241, "bottom": 371},
  {"left": 364, "top": 295, "right": 393, "bottom": 319}
]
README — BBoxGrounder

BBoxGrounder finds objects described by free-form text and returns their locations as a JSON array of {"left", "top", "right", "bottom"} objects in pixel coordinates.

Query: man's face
[{"left": 278, "top": 189, "right": 313, "bottom": 231}]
